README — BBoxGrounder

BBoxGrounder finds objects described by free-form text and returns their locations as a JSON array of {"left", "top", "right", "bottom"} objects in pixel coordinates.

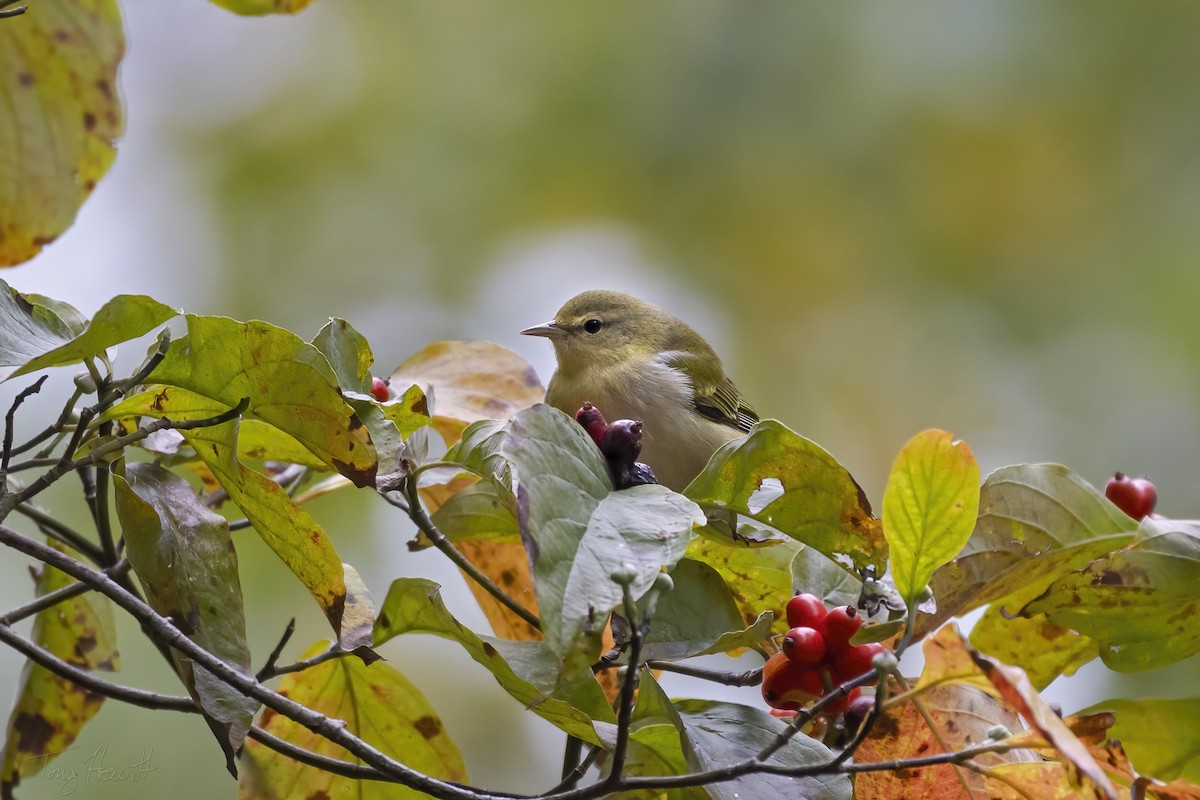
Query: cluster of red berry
[
  {"left": 762, "top": 594, "right": 883, "bottom": 717},
  {"left": 575, "top": 402, "right": 658, "bottom": 489}
]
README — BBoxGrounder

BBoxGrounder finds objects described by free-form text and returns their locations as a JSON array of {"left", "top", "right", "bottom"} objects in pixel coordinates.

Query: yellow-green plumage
[{"left": 522, "top": 290, "right": 757, "bottom": 491}]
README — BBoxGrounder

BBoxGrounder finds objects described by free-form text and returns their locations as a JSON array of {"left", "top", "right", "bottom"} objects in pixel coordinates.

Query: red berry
[
  {"left": 786, "top": 593, "right": 827, "bottom": 629},
  {"left": 575, "top": 402, "right": 609, "bottom": 447},
  {"left": 782, "top": 626, "right": 827, "bottom": 666},
  {"left": 1105, "top": 472, "right": 1158, "bottom": 521},
  {"left": 822, "top": 606, "right": 863, "bottom": 649},
  {"left": 761, "top": 652, "right": 823, "bottom": 711},
  {"left": 369, "top": 376, "right": 390, "bottom": 402},
  {"left": 833, "top": 642, "right": 885, "bottom": 683}
]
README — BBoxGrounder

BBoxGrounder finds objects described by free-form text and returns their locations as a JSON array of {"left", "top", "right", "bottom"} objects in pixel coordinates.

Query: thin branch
[
  {"left": 550, "top": 744, "right": 601, "bottom": 794},
  {"left": 89, "top": 421, "right": 117, "bottom": 561},
  {"left": 12, "top": 502, "right": 105, "bottom": 563},
  {"left": 262, "top": 643, "right": 350, "bottom": 680},
  {"left": 0, "top": 1, "right": 26, "bottom": 20},
  {"left": 0, "top": 558, "right": 130, "bottom": 626},
  {"left": 0, "top": 523, "right": 512, "bottom": 800},
  {"left": 256, "top": 618, "right": 297, "bottom": 682},
  {"left": 12, "top": 385, "right": 84, "bottom": 459},
  {"left": 2, "top": 398, "right": 249, "bottom": 517},
  {"left": 0, "top": 622, "right": 195, "bottom": 712},
  {"left": 0, "top": 619, "right": 416, "bottom": 786},
  {"left": 604, "top": 578, "right": 644, "bottom": 788},
  {"left": 646, "top": 660, "right": 762, "bottom": 687},
  {"left": 394, "top": 482, "right": 541, "bottom": 632},
  {"left": 1, "top": 375, "right": 48, "bottom": 486}
]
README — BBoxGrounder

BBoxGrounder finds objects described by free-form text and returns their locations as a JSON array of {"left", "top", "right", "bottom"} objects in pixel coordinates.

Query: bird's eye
[{"left": 583, "top": 319, "right": 603, "bottom": 334}]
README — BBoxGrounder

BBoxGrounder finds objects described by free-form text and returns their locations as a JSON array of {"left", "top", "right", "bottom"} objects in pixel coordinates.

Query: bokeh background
[{"left": 3, "top": 2, "right": 1200, "bottom": 797}]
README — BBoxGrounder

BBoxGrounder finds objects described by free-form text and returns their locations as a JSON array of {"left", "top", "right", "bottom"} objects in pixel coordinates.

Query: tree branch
[
  {"left": 646, "top": 660, "right": 762, "bottom": 687},
  {"left": 0, "top": 559, "right": 129, "bottom": 626},
  {"left": 393, "top": 482, "right": 541, "bottom": 632}
]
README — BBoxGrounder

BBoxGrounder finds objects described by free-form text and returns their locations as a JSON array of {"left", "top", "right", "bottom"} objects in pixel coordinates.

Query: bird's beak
[{"left": 521, "top": 321, "right": 566, "bottom": 339}]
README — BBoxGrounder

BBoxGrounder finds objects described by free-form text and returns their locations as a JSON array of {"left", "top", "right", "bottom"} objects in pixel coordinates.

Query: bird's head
[{"left": 521, "top": 290, "right": 677, "bottom": 376}]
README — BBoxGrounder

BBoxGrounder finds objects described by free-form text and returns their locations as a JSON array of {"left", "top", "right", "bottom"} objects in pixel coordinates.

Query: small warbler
[{"left": 522, "top": 290, "right": 758, "bottom": 491}]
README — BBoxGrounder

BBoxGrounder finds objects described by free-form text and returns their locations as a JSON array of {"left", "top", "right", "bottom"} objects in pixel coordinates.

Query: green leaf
[
  {"left": 149, "top": 314, "right": 377, "bottom": 487},
  {"left": 0, "top": 0, "right": 124, "bottom": 266},
  {"left": 10, "top": 295, "right": 177, "bottom": 378},
  {"left": 503, "top": 405, "right": 703, "bottom": 683},
  {"left": 0, "top": 282, "right": 84, "bottom": 376},
  {"left": 919, "top": 464, "right": 1135, "bottom": 637},
  {"left": 0, "top": 540, "right": 117, "bottom": 797},
  {"left": 109, "top": 387, "right": 356, "bottom": 648},
  {"left": 373, "top": 578, "right": 611, "bottom": 744},
  {"left": 882, "top": 429, "right": 980, "bottom": 606},
  {"left": 684, "top": 420, "right": 886, "bottom": 573},
  {"left": 621, "top": 559, "right": 772, "bottom": 662},
  {"left": 429, "top": 478, "right": 519, "bottom": 544},
  {"left": 1023, "top": 518, "right": 1200, "bottom": 671},
  {"left": 311, "top": 317, "right": 374, "bottom": 393},
  {"left": 686, "top": 533, "right": 800, "bottom": 637},
  {"left": 444, "top": 419, "right": 514, "bottom": 488},
  {"left": 238, "top": 640, "right": 466, "bottom": 800},
  {"left": 791, "top": 543, "right": 863, "bottom": 610},
  {"left": 969, "top": 585, "right": 1099, "bottom": 690},
  {"left": 1080, "top": 698, "right": 1200, "bottom": 783},
  {"left": 114, "top": 464, "right": 257, "bottom": 770},
  {"left": 675, "top": 700, "right": 851, "bottom": 800}
]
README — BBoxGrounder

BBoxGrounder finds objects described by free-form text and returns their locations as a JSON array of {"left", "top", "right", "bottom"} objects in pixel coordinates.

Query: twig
[
  {"left": 1, "top": 375, "right": 48, "bottom": 486},
  {"left": 0, "top": 619, "right": 422, "bottom": 786},
  {"left": 89, "top": 421, "right": 118, "bottom": 561},
  {"left": 0, "top": 621, "right": 195, "bottom": 712},
  {"left": 0, "top": 559, "right": 130, "bottom": 625},
  {"left": 393, "top": 482, "right": 541, "bottom": 632},
  {"left": 0, "top": 523, "right": 512, "bottom": 800},
  {"left": 12, "top": 385, "right": 83, "bottom": 458},
  {"left": 646, "top": 660, "right": 762, "bottom": 687},
  {"left": 0, "top": 0, "right": 26, "bottom": 19},
  {"left": 604, "top": 578, "right": 645, "bottom": 788},
  {"left": 12, "top": 502, "right": 105, "bottom": 563},
  {"left": 263, "top": 643, "right": 350, "bottom": 679},
  {"left": 1, "top": 398, "right": 249, "bottom": 518},
  {"left": 550, "top": 744, "right": 601, "bottom": 793},
  {"left": 255, "top": 618, "right": 296, "bottom": 681},
  {"left": 560, "top": 735, "right": 584, "bottom": 782}
]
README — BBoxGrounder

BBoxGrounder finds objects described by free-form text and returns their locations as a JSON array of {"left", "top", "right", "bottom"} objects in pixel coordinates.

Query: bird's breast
[{"left": 546, "top": 360, "right": 741, "bottom": 491}]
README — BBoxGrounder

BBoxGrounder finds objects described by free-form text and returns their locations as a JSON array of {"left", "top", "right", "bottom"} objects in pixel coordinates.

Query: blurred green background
[{"left": 4, "top": 1, "right": 1200, "bottom": 797}]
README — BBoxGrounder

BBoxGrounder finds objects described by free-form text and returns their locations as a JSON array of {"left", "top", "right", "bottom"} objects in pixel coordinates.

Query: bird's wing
[{"left": 661, "top": 350, "right": 759, "bottom": 434}]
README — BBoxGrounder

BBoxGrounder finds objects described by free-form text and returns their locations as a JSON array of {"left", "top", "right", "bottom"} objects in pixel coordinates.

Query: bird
[{"left": 521, "top": 290, "right": 758, "bottom": 492}]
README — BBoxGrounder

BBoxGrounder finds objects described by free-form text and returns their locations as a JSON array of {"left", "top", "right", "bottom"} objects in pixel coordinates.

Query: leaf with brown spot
[
  {"left": 114, "top": 464, "right": 257, "bottom": 772},
  {"left": 1, "top": 540, "right": 118, "bottom": 794},
  {"left": 912, "top": 624, "right": 1000, "bottom": 698},
  {"left": 969, "top": 583, "right": 1099, "bottom": 690},
  {"left": 684, "top": 420, "right": 886, "bottom": 573},
  {"left": 454, "top": 540, "right": 540, "bottom": 640},
  {"left": 1023, "top": 518, "right": 1200, "bottom": 672},
  {"left": 972, "top": 649, "right": 1119, "bottom": 800},
  {"left": 389, "top": 340, "right": 544, "bottom": 446},
  {"left": 149, "top": 315, "right": 377, "bottom": 487},
  {"left": 685, "top": 532, "right": 801, "bottom": 637},
  {"left": 0, "top": 0, "right": 123, "bottom": 266},
  {"left": 238, "top": 641, "right": 465, "bottom": 800},
  {"left": 1079, "top": 698, "right": 1200, "bottom": 785},
  {"left": 919, "top": 464, "right": 1135, "bottom": 638},
  {"left": 857, "top": 683, "right": 1031, "bottom": 800},
  {"left": 107, "top": 387, "right": 355, "bottom": 649}
]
